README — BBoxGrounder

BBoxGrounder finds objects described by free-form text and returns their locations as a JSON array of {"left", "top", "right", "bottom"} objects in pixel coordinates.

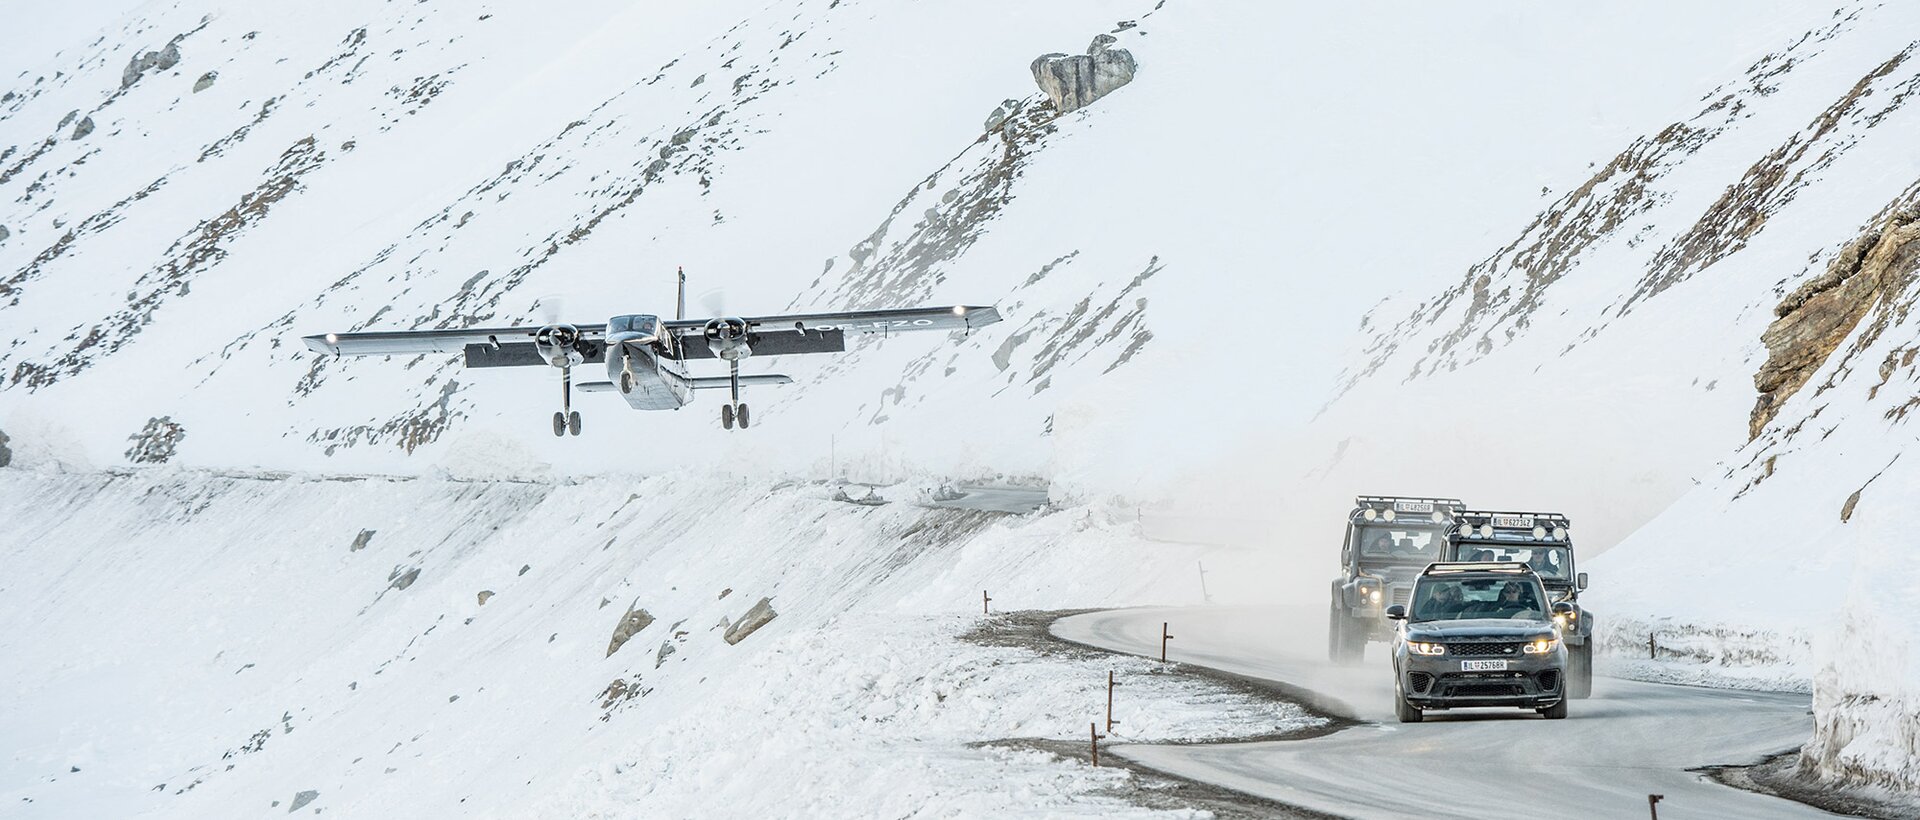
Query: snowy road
[{"left": 1054, "top": 607, "right": 1836, "bottom": 820}]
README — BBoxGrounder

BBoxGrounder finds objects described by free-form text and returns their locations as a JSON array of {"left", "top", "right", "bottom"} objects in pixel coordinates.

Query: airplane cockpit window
[{"left": 610, "top": 314, "right": 660, "bottom": 335}]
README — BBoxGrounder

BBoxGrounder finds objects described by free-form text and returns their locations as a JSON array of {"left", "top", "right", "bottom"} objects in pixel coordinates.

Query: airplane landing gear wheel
[
  {"left": 736, "top": 403, "right": 750, "bottom": 428},
  {"left": 619, "top": 370, "right": 634, "bottom": 394},
  {"left": 567, "top": 410, "right": 582, "bottom": 436},
  {"left": 721, "top": 403, "right": 735, "bottom": 430},
  {"left": 552, "top": 412, "right": 566, "bottom": 437}
]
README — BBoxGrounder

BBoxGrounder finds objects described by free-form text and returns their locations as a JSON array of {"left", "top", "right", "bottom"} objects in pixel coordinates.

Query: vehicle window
[
  {"left": 1457, "top": 545, "right": 1571, "bottom": 580},
  {"left": 1410, "top": 578, "right": 1546, "bottom": 621},
  {"left": 1357, "top": 526, "right": 1443, "bottom": 561}
]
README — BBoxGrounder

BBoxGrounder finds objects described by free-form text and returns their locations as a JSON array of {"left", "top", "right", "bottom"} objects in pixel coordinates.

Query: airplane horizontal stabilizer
[{"left": 688, "top": 374, "right": 794, "bottom": 390}]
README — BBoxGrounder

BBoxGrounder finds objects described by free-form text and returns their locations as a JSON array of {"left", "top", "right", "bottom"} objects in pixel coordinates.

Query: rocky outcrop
[
  {"left": 122, "top": 43, "right": 182, "bottom": 89},
  {"left": 1030, "top": 35, "right": 1136, "bottom": 114},
  {"left": 605, "top": 603, "right": 654, "bottom": 657},
  {"left": 722, "top": 597, "right": 777, "bottom": 645},
  {"left": 349, "top": 529, "right": 375, "bottom": 552},
  {"left": 0, "top": 224, "right": 9, "bottom": 243},
  {"left": 71, "top": 116, "right": 94, "bottom": 140},
  {"left": 0, "top": 428, "right": 10, "bottom": 467},
  {"left": 1751, "top": 211, "right": 1920, "bottom": 437},
  {"left": 387, "top": 565, "right": 420, "bottom": 590},
  {"left": 193, "top": 71, "right": 217, "bottom": 93},
  {"left": 124, "top": 416, "right": 186, "bottom": 463}
]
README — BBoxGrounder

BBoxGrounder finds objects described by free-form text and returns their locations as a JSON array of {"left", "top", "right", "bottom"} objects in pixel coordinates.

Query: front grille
[
  {"left": 1408, "top": 672, "right": 1433, "bottom": 694},
  {"left": 1537, "top": 670, "right": 1560, "bottom": 691},
  {"left": 1446, "top": 642, "right": 1523, "bottom": 657},
  {"left": 1452, "top": 683, "right": 1523, "bottom": 697},
  {"left": 1391, "top": 587, "right": 1412, "bottom": 608}
]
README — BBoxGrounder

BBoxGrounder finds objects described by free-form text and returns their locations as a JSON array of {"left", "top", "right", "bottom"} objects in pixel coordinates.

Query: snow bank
[{"left": 0, "top": 466, "right": 1253, "bottom": 817}]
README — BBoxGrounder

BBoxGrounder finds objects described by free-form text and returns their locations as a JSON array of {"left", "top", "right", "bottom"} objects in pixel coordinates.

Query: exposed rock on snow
[
  {"left": 71, "top": 116, "right": 94, "bottom": 140},
  {"left": 122, "top": 42, "right": 183, "bottom": 89},
  {"left": 477, "top": 589, "right": 494, "bottom": 606},
  {"left": 606, "top": 603, "right": 654, "bottom": 657},
  {"left": 388, "top": 565, "right": 421, "bottom": 590},
  {"left": 124, "top": 416, "right": 186, "bottom": 464},
  {"left": 0, "top": 224, "right": 9, "bottom": 243},
  {"left": 287, "top": 789, "right": 318, "bottom": 812},
  {"left": 349, "top": 529, "right": 375, "bottom": 552},
  {"left": 192, "top": 71, "right": 217, "bottom": 93},
  {"left": 0, "top": 428, "right": 10, "bottom": 467},
  {"left": 1030, "top": 35, "right": 1137, "bottom": 114},
  {"left": 1752, "top": 209, "right": 1920, "bottom": 437},
  {"left": 722, "top": 597, "right": 777, "bottom": 645}
]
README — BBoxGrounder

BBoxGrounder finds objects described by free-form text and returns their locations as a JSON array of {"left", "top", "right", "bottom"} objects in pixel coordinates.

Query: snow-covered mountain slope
[
  {"left": 1, "top": 468, "right": 1319, "bottom": 817},
  {"left": 1300, "top": 0, "right": 1920, "bottom": 794},
  {"left": 10, "top": 0, "right": 1920, "bottom": 810},
  {"left": 0, "top": 0, "right": 1822, "bottom": 490}
]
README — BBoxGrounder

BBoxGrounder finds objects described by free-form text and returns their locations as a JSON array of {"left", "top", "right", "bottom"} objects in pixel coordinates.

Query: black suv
[
  {"left": 1386, "top": 563, "right": 1570, "bottom": 722},
  {"left": 1328, "top": 496, "right": 1466, "bottom": 664}
]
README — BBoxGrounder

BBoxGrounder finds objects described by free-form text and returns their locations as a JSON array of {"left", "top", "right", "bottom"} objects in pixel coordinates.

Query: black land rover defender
[
  {"left": 1328, "top": 496, "right": 1466, "bottom": 664},
  {"left": 1443, "top": 511, "right": 1594, "bottom": 698},
  {"left": 1386, "top": 562, "right": 1570, "bottom": 722}
]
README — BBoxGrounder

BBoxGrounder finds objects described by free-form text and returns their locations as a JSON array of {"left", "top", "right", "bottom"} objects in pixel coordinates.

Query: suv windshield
[
  {"left": 1357, "top": 525, "right": 1444, "bottom": 563},
  {"left": 1454, "top": 545, "right": 1571, "bottom": 581},
  {"left": 1410, "top": 577, "right": 1546, "bottom": 622}
]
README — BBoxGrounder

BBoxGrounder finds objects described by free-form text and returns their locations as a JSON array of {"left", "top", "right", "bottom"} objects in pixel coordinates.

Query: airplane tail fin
[
  {"left": 688, "top": 374, "right": 793, "bottom": 390},
  {"left": 676, "top": 266, "right": 687, "bottom": 321}
]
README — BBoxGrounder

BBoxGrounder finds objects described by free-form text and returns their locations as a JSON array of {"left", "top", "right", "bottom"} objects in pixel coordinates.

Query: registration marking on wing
[
  {"left": 1460, "top": 660, "right": 1508, "bottom": 672},
  {"left": 1491, "top": 516, "right": 1534, "bottom": 529}
]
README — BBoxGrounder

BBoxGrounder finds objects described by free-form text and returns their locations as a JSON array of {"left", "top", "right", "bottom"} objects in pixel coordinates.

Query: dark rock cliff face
[{"left": 1751, "top": 206, "right": 1920, "bottom": 438}]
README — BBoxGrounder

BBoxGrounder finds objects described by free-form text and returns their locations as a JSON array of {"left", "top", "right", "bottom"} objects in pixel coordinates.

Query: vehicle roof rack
[
  {"left": 1456, "top": 510, "right": 1572, "bottom": 525},
  {"left": 1355, "top": 495, "right": 1467, "bottom": 508},
  {"left": 1422, "top": 561, "right": 1536, "bottom": 575}
]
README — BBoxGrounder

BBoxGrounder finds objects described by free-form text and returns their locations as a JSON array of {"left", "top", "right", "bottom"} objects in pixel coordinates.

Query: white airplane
[{"left": 303, "top": 270, "right": 1001, "bottom": 434}]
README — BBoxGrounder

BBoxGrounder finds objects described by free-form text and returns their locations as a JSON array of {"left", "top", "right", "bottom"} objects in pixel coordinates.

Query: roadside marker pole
[
  {"left": 1648, "top": 794, "right": 1663, "bottom": 819},
  {"left": 1198, "top": 561, "right": 1213, "bottom": 604},
  {"left": 1161, "top": 622, "right": 1174, "bottom": 662},
  {"left": 1091, "top": 722, "right": 1106, "bottom": 767},
  {"left": 1106, "top": 671, "right": 1120, "bottom": 733},
  {"left": 1649, "top": 632, "right": 1657, "bottom": 659},
  {"left": 982, "top": 590, "right": 992, "bottom": 615}
]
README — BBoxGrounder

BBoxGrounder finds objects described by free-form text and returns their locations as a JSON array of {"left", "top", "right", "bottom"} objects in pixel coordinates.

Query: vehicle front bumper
[{"left": 1400, "top": 652, "right": 1564, "bottom": 709}]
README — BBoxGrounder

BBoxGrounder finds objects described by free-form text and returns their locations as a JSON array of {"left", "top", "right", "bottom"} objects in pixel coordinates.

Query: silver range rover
[{"left": 1385, "top": 562, "right": 1571, "bottom": 722}]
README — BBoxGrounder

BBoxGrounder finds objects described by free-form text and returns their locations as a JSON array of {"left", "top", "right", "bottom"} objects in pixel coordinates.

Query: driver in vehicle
[{"left": 1492, "top": 581, "right": 1540, "bottom": 617}]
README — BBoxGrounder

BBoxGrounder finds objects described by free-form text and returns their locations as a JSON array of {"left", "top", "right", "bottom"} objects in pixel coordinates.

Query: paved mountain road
[{"left": 1053, "top": 607, "right": 1835, "bottom": 820}]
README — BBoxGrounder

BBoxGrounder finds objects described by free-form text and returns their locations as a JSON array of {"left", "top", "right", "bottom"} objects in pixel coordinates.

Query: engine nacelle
[
  {"left": 703, "top": 317, "right": 752, "bottom": 361},
  {"left": 533, "top": 323, "right": 586, "bottom": 368}
]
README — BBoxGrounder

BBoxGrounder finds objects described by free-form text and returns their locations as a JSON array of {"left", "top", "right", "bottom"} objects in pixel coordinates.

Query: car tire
[
  {"left": 1568, "top": 644, "right": 1593, "bottom": 700},
  {"left": 1327, "top": 602, "right": 1351, "bottom": 664},
  {"left": 1395, "top": 678, "right": 1423, "bottom": 723},
  {"left": 1538, "top": 698, "right": 1568, "bottom": 720}
]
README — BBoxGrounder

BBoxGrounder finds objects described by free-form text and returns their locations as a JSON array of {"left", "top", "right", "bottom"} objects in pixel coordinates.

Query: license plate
[
  {"left": 1461, "top": 660, "right": 1508, "bottom": 672},
  {"left": 1491, "top": 516, "right": 1534, "bottom": 529},
  {"left": 1394, "top": 501, "right": 1434, "bottom": 514}
]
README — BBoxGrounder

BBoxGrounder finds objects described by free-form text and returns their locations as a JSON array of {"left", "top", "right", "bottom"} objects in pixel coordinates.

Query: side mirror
[
  {"left": 1576, "top": 572, "right": 1589, "bottom": 591},
  {"left": 1384, "top": 605, "right": 1407, "bottom": 621},
  {"left": 1552, "top": 602, "right": 1577, "bottom": 617}
]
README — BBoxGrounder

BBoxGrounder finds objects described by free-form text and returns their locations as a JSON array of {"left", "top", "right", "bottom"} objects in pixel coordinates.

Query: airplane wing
[
  {"left": 301, "top": 324, "right": 606, "bottom": 356},
  {"left": 663, "top": 305, "right": 998, "bottom": 342}
]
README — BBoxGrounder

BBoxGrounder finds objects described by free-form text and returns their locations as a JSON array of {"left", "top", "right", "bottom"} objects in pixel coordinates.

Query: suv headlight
[
  {"left": 1407, "top": 641, "right": 1446, "bottom": 656},
  {"left": 1522, "top": 637, "right": 1560, "bottom": 655}
]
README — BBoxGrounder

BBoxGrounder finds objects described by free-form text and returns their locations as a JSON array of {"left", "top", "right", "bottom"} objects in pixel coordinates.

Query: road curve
[{"left": 1053, "top": 606, "right": 1837, "bottom": 820}]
